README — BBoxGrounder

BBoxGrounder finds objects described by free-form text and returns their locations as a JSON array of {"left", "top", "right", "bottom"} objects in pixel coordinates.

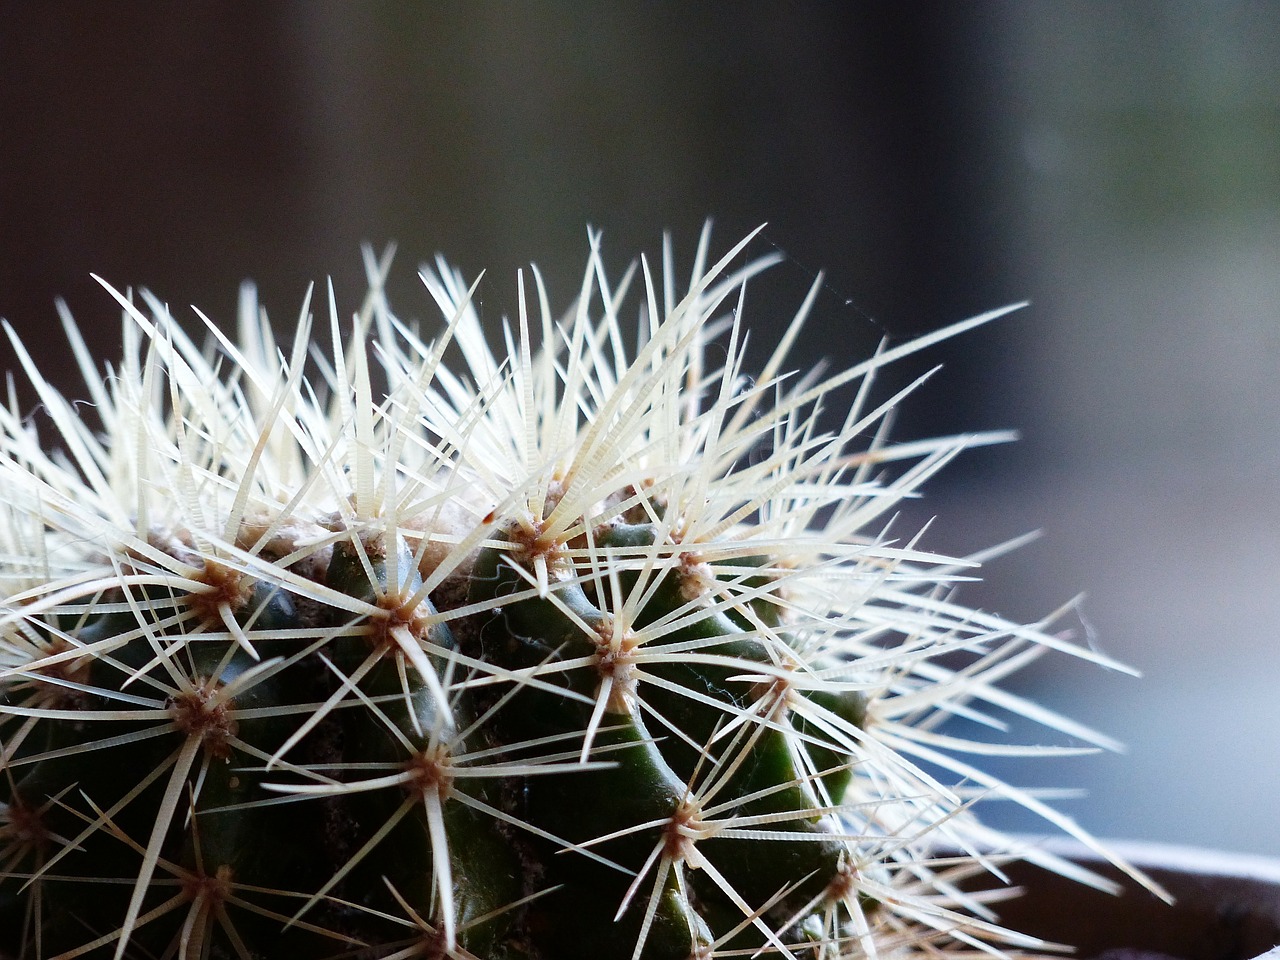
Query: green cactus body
[{"left": 0, "top": 230, "right": 1161, "bottom": 958}]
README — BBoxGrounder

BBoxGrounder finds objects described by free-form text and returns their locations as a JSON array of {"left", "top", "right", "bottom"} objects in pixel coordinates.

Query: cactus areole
[{"left": 0, "top": 228, "right": 1159, "bottom": 958}]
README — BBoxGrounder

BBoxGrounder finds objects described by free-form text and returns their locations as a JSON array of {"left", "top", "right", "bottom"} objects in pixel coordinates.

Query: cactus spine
[{"left": 0, "top": 228, "right": 1154, "bottom": 959}]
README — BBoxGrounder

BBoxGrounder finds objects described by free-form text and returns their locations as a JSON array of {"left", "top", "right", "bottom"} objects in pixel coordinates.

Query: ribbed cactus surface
[{"left": 0, "top": 229, "right": 1154, "bottom": 959}]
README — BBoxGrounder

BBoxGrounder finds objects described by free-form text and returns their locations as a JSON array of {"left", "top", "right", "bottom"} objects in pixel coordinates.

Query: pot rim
[
  {"left": 978, "top": 834, "right": 1280, "bottom": 960},
  {"left": 1015, "top": 834, "right": 1280, "bottom": 884}
]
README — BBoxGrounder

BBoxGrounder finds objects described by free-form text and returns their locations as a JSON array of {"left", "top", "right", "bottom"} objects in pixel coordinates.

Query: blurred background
[{"left": 2, "top": 3, "right": 1277, "bottom": 854}]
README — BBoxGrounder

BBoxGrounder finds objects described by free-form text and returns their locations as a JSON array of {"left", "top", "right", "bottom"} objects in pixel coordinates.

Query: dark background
[{"left": 3, "top": 3, "right": 1278, "bottom": 854}]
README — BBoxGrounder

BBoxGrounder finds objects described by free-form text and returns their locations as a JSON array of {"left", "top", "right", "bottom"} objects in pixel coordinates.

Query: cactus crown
[{"left": 0, "top": 227, "right": 1156, "bottom": 959}]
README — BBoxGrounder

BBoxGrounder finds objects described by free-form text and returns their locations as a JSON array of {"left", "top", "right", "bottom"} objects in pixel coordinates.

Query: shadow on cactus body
[{"left": 0, "top": 228, "right": 1155, "bottom": 959}]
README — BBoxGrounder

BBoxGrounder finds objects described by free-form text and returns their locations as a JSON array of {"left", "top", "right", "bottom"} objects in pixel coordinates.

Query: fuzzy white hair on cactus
[{"left": 0, "top": 225, "right": 1164, "bottom": 960}]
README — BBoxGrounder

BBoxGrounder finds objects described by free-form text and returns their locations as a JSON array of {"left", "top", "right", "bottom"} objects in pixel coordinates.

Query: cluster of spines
[{"left": 0, "top": 227, "right": 1157, "bottom": 959}]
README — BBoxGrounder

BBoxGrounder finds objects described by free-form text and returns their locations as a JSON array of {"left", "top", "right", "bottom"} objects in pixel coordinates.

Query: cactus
[{"left": 0, "top": 227, "right": 1159, "bottom": 959}]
